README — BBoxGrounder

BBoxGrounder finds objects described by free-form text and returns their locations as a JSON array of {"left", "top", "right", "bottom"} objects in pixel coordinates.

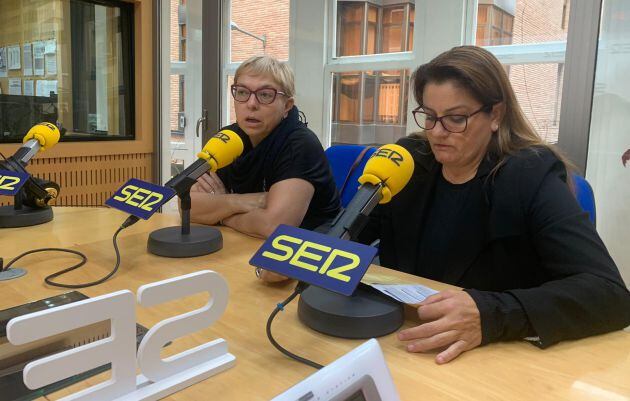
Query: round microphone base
[
  {"left": 298, "top": 284, "right": 404, "bottom": 339},
  {"left": 0, "top": 205, "right": 53, "bottom": 228},
  {"left": 0, "top": 268, "right": 27, "bottom": 281},
  {"left": 147, "top": 225, "right": 223, "bottom": 258}
]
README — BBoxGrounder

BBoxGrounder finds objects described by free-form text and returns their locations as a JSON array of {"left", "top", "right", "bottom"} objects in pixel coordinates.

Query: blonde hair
[
  {"left": 234, "top": 56, "right": 295, "bottom": 98},
  {"left": 410, "top": 45, "right": 573, "bottom": 177}
]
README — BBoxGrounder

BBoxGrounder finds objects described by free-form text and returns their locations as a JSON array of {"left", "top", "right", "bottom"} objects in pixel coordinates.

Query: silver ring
[{"left": 210, "top": 190, "right": 215, "bottom": 195}]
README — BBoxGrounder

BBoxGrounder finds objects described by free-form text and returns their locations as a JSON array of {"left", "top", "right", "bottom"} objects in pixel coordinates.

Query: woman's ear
[
  {"left": 490, "top": 102, "right": 505, "bottom": 132},
  {"left": 284, "top": 97, "right": 295, "bottom": 116}
]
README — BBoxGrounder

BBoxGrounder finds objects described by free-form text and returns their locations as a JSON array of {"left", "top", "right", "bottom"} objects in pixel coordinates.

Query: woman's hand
[
  {"left": 235, "top": 193, "right": 267, "bottom": 213},
  {"left": 397, "top": 290, "right": 482, "bottom": 364},
  {"left": 191, "top": 172, "right": 227, "bottom": 194}
]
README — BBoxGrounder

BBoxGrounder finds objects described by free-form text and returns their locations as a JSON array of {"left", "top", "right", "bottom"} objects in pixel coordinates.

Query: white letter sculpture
[{"left": 6, "top": 270, "right": 235, "bottom": 401}]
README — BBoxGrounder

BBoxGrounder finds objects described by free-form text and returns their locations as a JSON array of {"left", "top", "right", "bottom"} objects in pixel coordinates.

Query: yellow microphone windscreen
[
  {"left": 23, "top": 122, "right": 60, "bottom": 151},
  {"left": 197, "top": 129, "right": 244, "bottom": 171},
  {"left": 358, "top": 144, "right": 414, "bottom": 204}
]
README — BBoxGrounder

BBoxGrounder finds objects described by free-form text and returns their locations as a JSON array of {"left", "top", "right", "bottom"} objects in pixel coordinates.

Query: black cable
[
  {"left": 5, "top": 215, "right": 140, "bottom": 289},
  {"left": 266, "top": 282, "right": 324, "bottom": 370}
]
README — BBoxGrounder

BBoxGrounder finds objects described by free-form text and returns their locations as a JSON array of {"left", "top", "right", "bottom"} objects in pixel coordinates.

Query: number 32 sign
[{"left": 7, "top": 271, "right": 235, "bottom": 401}]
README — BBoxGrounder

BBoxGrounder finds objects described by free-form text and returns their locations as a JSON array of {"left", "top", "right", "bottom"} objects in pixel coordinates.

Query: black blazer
[{"left": 360, "top": 137, "right": 630, "bottom": 347}]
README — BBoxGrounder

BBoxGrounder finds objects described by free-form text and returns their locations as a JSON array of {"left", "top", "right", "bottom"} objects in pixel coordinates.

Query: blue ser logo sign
[
  {"left": 0, "top": 169, "right": 29, "bottom": 196},
  {"left": 105, "top": 178, "right": 176, "bottom": 220},
  {"left": 250, "top": 225, "right": 378, "bottom": 296}
]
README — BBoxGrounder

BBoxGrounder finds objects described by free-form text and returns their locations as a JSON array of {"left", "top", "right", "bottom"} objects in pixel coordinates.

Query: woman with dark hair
[{"left": 359, "top": 46, "right": 630, "bottom": 364}]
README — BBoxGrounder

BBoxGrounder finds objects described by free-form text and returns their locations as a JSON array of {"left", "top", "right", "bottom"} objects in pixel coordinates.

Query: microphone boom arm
[{"left": 326, "top": 182, "right": 383, "bottom": 240}]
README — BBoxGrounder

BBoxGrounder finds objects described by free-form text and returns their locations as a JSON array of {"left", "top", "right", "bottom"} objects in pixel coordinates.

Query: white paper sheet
[
  {"left": 36, "top": 80, "right": 47, "bottom": 97},
  {"left": 369, "top": 284, "right": 439, "bottom": 305},
  {"left": 8, "top": 78, "right": 22, "bottom": 95},
  {"left": 8, "top": 45, "right": 21, "bottom": 70},
  {"left": 47, "top": 80, "right": 58, "bottom": 96},
  {"left": 45, "top": 53, "right": 57, "bottom": 75},
  {"left": 32, "top": 41, "right": 45, "bottom": 76},
  {"left": 23, "top": 79, "right": 34, "bottom": 96},
  {"left": 45, "top": 40, "right": 57, "bottom": 75},
  {"left": 23, "top": 43, "right": 33, "bottom": 76},
  {"left": 44, "top": 40, "right": 56, "bottom": 54},
  {"left": 0, "top": 47, "right": 7, "bottom": 78}
]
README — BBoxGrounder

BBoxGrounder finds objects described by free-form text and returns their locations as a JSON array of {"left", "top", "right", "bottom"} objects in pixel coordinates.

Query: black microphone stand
[
  {"left": 147, "top": 169, "right": 223, "bottom": 258},
  {"left": 297, "top": 182, "right": 404, "bottom": 339},
  {"left": 0, "top": 158, "right": 54, "bottom": 228}
]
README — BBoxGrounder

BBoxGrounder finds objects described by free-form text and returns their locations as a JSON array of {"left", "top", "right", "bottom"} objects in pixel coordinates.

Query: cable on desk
[
  {"left": 4, "top": 215, "right": 140, "bottom": 289},
  {"left": 266, "top": 282, "right": 324, "bottom": 370}
]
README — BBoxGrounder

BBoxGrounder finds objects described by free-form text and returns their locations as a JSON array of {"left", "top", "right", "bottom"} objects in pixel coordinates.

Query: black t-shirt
[
  {"left": 216, "top": 107, "right": 341, "bottom": 230},
  {"left": 416, "top": 171, "right": 480, "bottom": 280}
]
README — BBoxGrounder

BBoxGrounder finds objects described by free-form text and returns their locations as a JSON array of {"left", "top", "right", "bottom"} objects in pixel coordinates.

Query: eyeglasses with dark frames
[
  {"left": 230, "top": 84, "right": 288, "bottom": 105},
  {"left": 412, "top": 105, "right": 492, "bottom": 133}
]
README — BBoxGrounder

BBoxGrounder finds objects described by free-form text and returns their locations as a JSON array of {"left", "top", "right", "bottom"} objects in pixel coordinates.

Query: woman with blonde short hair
[{"left": 190, "top": 56, "right": 341, "bottom": 281}]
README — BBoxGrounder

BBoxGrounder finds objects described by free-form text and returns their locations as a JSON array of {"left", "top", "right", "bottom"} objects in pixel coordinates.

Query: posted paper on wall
[
  {"left": 32, "top": 41, "right": 45, "bottom": 76},
  {"left": 8, "top": 45, "right": 21, "bottom": 70},
  {"left": 36, "top": 80, "right": 47, "bottom": 97},
  {"left": 36, "top": 80, "right": 58, "bottom": 97},
  {"left": 0, "top": 47, "right": 7, "bottom": 78},
  {"left": 8, "top": 78, "right": 21, "bottom": 95},
  {"left": 23, "top": 43, "right": 33, "bottom": 76},
  {"left": 45, "top": 40, "right": 57, "bottom": 75},
  {"left": 24, "top": 79, "right": 34, "bottom": 96}
]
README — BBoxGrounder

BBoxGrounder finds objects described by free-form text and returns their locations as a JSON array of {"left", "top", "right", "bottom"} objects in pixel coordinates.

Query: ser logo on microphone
[
  {"left": 250, "top": 225, "right": 378, "bottom": 296},
  {"left": 0, "top": 169, "right": 29, "bottom": 196},
  {"left": 213, "top": 132, "right": 231, "bottom": 144},
  {"left": 371, "top": 148, "right": 404, "bottom": 166},
  {"left": 106, "top": 178, "right": 176, "bottom": 220}
]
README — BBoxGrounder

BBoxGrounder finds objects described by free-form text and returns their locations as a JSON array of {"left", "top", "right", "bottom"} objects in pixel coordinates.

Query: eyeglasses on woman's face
[
  {"left": 412, "top": 105, "right": 491, "bottom": 133},
  {"left": 230, "top": 84, "right": 288, "bottom": 105}
]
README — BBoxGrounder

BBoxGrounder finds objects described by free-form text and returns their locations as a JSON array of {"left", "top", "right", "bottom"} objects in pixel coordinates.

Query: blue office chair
[
  {"left": 325, "top": 145, "right": 377, "bottom": 208},
  {"left": 572, "top": 173, "right": 596, "bottom": 227}
]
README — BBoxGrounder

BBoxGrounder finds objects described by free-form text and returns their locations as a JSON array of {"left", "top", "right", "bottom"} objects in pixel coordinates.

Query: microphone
[
  {"left": 146, "top": 129, "right": 245, "bottom": 258},
  {"left": 13, "top": 123, "right": 61, "bottom": 166},
  {"left": 0, "top": 123, "right": 61, "bottom": 208},
  {"left": 326, "top": 144, "right": 414, "bottom": 240},
  {"left": 165, "top": 129, "right": 244, "bottom": 196}
]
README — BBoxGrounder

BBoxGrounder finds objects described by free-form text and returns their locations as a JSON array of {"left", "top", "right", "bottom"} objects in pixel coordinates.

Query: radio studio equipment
[
  {"left": 298, "top": 144, "right": 415, "bottom": 339},
  {"left": 0, "top": 123, "right": 61, "bottom": 230},
  {"left": 252, "top": 144, "right": 415, "bottom": 368},
  {"left": 147, "top": 129, "right": 244, "bottom": 258}
]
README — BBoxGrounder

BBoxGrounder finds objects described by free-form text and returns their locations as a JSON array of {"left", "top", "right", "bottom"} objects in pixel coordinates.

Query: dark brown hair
[{"left": 411, "top": 45, "right": 573, "bottom": 177}]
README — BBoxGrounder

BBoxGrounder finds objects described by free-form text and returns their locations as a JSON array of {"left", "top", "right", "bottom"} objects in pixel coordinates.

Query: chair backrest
[
  {"left": 325, "top": 145, "right": 377, "bottom": 208},
  {"left": 572, "top": 173, "right": 596, "bottom": 227}
]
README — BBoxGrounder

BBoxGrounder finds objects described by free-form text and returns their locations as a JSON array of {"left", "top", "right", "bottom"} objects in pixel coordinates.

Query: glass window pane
[
  {"left": 378, "top": 70, "right": 402, "bottom": 124},
  {"left": 170, "top": 0, "right": 186, "bottom": 62},
  {"left": 335, "top": 1, "right": 414, "bottom": 57},
  {"left": 381, "top": 6, "right": 405, "bottom": 53},
  {"left": 477, "top": 0, "right": 569, "bottom": 46},
  {"left": 509, "top": 63, "right": 564, "bottom": 143},
  {"left": 335, "top": 72, "right": 361, "bottom": 123},
  {"left": 337, "top": 3, "right": 364, "bottom": 56},
  {"left": 331, "top": 69, "right": 409, "bottom": 146},
  {"left": 586, "top": 0, "right": 630, "bottom": 285},
  {"left": 408, "top": 5, "right": 414, "bottom": 51},
  {"left": 478, "top": 4, "right": 489, "bottom": 25},
  {"left": 227, "top": 75, "right": 236, "bottom": 124},
  {"left": 0, "top": 0, "right": 134, "bottom": 142},
  {"left": 170, "top": 74, "right": 185, "bottom": 136},
  {"left": 363, "top": 71, "right": 376, "bottom": 123},
  {"left": 366, "top": 6, "right": 378, "bottom": 55},
  {"left": 230, "top": 0, "right": 290, "bottom": 62}
]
